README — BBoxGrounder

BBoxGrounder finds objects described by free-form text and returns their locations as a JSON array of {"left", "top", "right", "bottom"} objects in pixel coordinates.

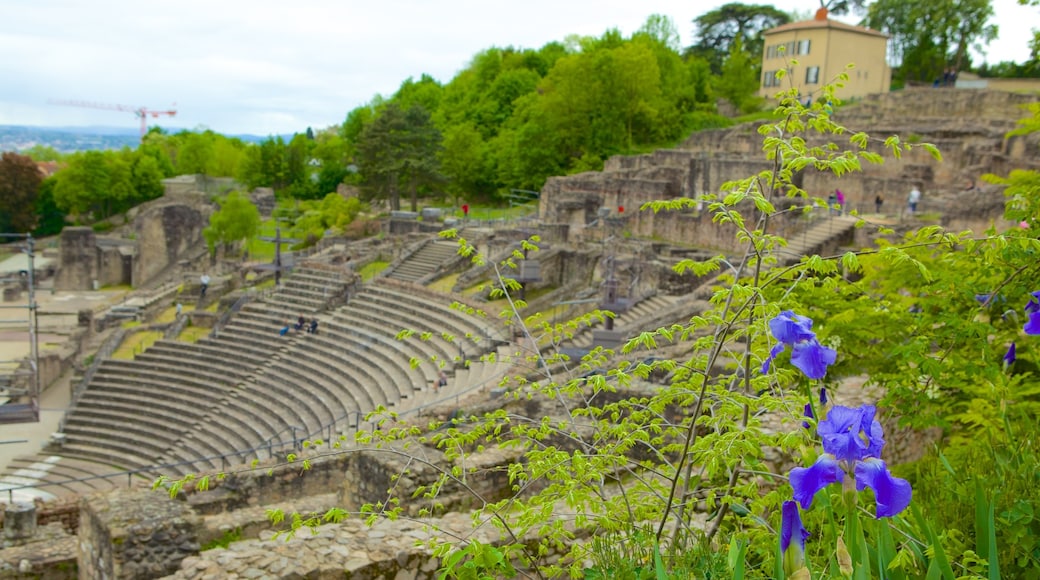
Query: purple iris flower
[
  {"left": 802, "top": 403, "right": 814, "bottom": 429},
  {"left": 789, "top": 404, "right": 912, "bottom": 518},
  {"left": 762, "top": 311, "right": 837, "bottom": 379},
  {"left": 780, "top": 500, "right": 810, "bottom": 573},
  {"left": 819, "top": 387, "right": 828, "bottom": 405},
  {"left": 1004, "top": 342, "right": 1016, "bottom": 368},
  {"left": 817, "top": 405, "right": 884, "bottom": 462},
  {"left": 1025, "top": 291, "right": 1040, "bottom": 335}
]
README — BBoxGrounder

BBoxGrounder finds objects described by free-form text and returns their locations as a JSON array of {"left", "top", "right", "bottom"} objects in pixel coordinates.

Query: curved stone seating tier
[
  {"left": 298, "top": 326, "right": 416, "bottom": 405},
  {"left": 260, "top": 342, "right": 367, "bottom": 415},
  {"left": 348, "top": 293, "right": 485, "bottom": 361},
  {"left": 71, "top": 394, "right": 259, "bottom": 459},
  {"left": 362, "top": 283, "right": 496, "bottom": 347},
  {"left": 2, "top": 455, "right": 135, "bottom": 497},
  {"left": 90, "top": 360, "right": 239, "bottom": 396},
  {"left": 61, "top": 419, "right": 186, "bottom": 467},
  {"left": 140, "top": 342, "right": 263, "bottom": 379},
  {"left": 367, "top": 280, "right": 506, "bottom": 342},
  {"left": 320, "top": 314, "right": 439, "bottom": 391},
  {"left": 150, "top": 336, "right": 272, "bottom": 365},
  {"left": 330, "top": 309, "right": 461, "bottom": 372}
]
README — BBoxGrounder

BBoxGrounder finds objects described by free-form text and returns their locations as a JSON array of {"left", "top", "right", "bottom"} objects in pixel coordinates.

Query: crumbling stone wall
[
  {"left": 53, "top": 228, "right": 96, "bottom": 291},
  {"left": 77, "top": 490, "right": 200, "bottom": 580},
  {"left": 132, "top": 200, "right": 207, "bottom": 288},
  {"left": 542, "top": 90, "right": 1040, "bottom": 249}
]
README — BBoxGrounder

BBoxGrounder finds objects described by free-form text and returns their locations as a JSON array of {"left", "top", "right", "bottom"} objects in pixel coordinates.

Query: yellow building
[{"left": 759, "top": 9, "right": 890, "bottom": 101}]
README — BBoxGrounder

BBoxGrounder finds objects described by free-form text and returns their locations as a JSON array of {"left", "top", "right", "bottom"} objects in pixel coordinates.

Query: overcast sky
[{"left": 1, "top": 0, "right": 1035, "bottom": 136}]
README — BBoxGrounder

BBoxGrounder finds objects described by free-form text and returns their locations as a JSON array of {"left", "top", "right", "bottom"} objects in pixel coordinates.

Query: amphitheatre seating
[{"left": 0, "top": 266, "right": 507, "bottom": 497}]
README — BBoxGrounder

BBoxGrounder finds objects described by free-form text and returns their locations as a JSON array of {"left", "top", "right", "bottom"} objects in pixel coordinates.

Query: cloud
[{"left": 1, "top": 0, "right": 1034, "bottom": 135}]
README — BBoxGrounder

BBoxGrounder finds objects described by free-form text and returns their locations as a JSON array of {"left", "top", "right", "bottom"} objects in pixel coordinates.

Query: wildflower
[
  {"left": 762, "top": 311, "right": 837, "bottom": 379},
  {"left": 1024, "top": 291, "right": 1040, "bottom": 335},
  {"left": 789, "top": 404, "right": 912, "bottom": 518},
  {"left": 802, "top": 403, "right": 814, "bottom": 429},
  {"left": 1004, "top": 342, "right": 1016, "bottom": 368},
  {"left": 780, "top": 500, "right": 810, "bottom": 575}
]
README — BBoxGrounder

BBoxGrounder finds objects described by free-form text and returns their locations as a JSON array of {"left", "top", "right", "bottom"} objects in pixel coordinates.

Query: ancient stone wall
[
  {"left": 78, "top": 490, "right": 200, "bottom": 580},
  {"left": 132, "top": 201, "right": 208, "bottom": 288},
  {"left": 53, "top": 228, "right": 96, "bottom": 291},
  {"left": 542, "top": 90, "right": 1039, "bottom": 250}
]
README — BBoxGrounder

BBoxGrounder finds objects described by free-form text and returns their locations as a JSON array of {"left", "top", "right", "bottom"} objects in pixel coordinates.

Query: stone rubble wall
[
  {"left": 78, "top": 491, "right": 200, "bottom": 580},
  {"left": 543, "top": 89, "right": 1040, "bottom": 250}
]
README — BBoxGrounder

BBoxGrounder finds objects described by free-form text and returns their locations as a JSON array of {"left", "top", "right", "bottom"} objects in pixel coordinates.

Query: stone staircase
[
  {"left": 384, "top": 240, "right": 458, "bottom": 282},
  {"left": 773, "top": 214, "right": 859, "bottom": 265},
  {"left": 565, "top": 294, "right": 680, "bottom": 350}
]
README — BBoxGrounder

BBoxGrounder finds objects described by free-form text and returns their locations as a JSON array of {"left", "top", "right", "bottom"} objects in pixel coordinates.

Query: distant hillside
[{"left": 0, "top": 125, "right": 279, "bottom": 154}]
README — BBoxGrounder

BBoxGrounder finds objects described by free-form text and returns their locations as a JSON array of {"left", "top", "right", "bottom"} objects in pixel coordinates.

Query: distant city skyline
[{"left": 1, "top": 0, "right": 1034, "bottom": 136}]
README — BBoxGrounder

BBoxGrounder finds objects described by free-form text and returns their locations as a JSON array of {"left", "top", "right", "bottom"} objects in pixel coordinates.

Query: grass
[
  {"left": 358, "top": 261, "right": 389, "bottom": 281},
  {"left": 112, "top": 330, "right": 163, "bottom": 360},
  {"left": 253, "top": 278, "right": 276, "bottom": 291},
  {"left": 433, "top": 202, "right": 537, "bottom": 221},
  {"left": 177, "top": 326, "right": 209, "bottom": 343},
  {"left": 427, "top": 273, "right": 460, "bottom": 294},
  {"left": 156, "top": 304, "right": 194, "bottom": 324}
]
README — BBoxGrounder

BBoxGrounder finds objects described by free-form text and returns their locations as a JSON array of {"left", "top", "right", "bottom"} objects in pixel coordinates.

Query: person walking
[
  {"left": 200, "top": 273, "right": 211, "bottom": 298},
  {"left": 875, "top": 194, "right": 884, "bottom": 214},
  {"left": 835, "top": 189, "right": 846, "bottom": 215},
  {"left": 907, "top": 186, "right": 921, "bottom": 214}
]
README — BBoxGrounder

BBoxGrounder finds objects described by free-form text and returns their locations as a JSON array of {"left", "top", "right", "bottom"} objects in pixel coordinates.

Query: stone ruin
[
  {"left": 53, "top": 194, "right": 211, "bottom": 292},
  {"left": 540, "top": 89, "right": 1040, "bottom": 252}
]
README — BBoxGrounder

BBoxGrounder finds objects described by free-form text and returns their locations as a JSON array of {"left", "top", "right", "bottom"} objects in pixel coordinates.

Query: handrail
[
  {"left": 1, "top": 428, "right": 317, "bottom": 503},
  {"left": 209, "top": 293, "right": 252, "bottom": 338},
  {"left": 58, "top": 327, "right": 128, "bottom": 433}
]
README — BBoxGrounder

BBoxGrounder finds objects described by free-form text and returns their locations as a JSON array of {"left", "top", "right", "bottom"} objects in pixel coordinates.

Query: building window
[
  {"left": 806, "top": 66, "right": 820, "bottom": 85},
  {"left": 797, "top": 39, "right": 811, "bottom": 55}
]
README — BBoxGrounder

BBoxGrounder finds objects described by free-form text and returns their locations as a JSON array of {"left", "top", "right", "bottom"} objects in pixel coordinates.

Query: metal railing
[{"left": 58, "top": 327, "right": 128, "bottom": 433}]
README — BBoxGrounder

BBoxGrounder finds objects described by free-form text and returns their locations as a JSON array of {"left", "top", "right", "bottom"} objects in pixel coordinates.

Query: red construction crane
[{"left": 48, "top": 99, "right": 177, "bottom": 137}]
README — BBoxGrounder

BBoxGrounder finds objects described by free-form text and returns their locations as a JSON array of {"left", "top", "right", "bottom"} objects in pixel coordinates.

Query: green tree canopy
[
  {"left": 203, "top": 190, "right": 260, "bottom": 255},
  {"left": 864, "top": 0, "right": 997, "bottom": 82},
  {"left": 689, "top": 3, "right": 791, "bottom": 73},
  {"left": 356, "top": 103, "right": 443, "bottom": 211}
]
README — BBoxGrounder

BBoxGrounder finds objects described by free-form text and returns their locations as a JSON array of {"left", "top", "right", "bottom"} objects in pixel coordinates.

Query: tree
[
  {"left": 819, "top": 0, "right": 868, "bottom": 15},
  {"left": 22, "top": 144, "right": 63, "bottom": 162},
  {"left": 203, "top": 191, "right": 260, "bottom": 255},
  {"left": 131, "top": 155, "right": 165, "bottom": 203},
  {"left": 689, "top": 3, "right": 791, "bottom": 73},
  {"left": 714, "top": 37, "right": 764, "bottom": 114},
  {"left": 175, "top": 131, "right": 215, "bottom": 176},
  {"left": 33, "top": 177, "right": 65, "bottom": 237},
  {"left": 0, "top": 152, "right": 43, "bottom": 233},
  {"left": 400, "top": 105, "right": 444, "bottom": 212},
  {"left": 439, "top": 122, "right": 487, "bottom": 204},
  {"left": 864, "top": 0, "right": 997, "bottom": 83},
  {"left": 53, "top": 150, "right": 109, "bottom": 219},
  {"left": 356, "top": 103, "right": 443, "bottom": 211}
]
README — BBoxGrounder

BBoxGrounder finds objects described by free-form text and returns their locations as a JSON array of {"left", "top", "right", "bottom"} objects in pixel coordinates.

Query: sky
[{"left": 1, "top": 0, "right": 1035, "bottom": 136}]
